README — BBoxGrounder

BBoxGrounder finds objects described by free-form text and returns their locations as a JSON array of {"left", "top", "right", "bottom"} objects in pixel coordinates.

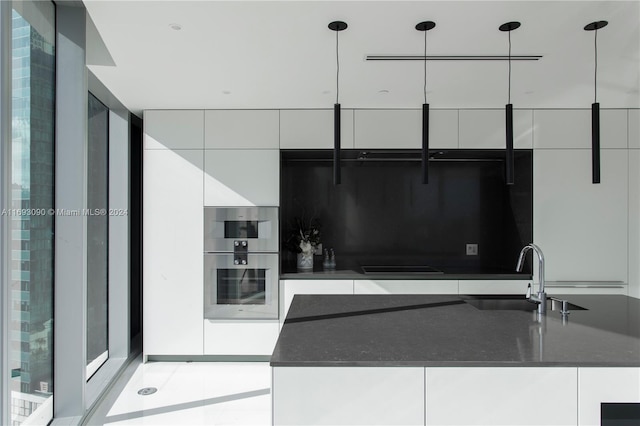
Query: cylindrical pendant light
[
  {"left": 416, "top": 21, "right": 436, "bottom": 184},
  {"left": 584, "top": 20, "right": 607, "bottom": 184},
  {"left": 499, "top": 21, "right": 520, "bottom": 186},
  {"left": 329, "top": 21, "right": 347, "bottom": 186}
]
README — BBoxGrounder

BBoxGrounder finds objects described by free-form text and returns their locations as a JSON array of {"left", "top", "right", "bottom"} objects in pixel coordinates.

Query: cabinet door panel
[
  {"left": 205, "top": 110, "right": 279, "bottom": 148},
  {"left": 354, "top": 280, "right": 458, "bottom": 294},
  {"left": 355, "top": 109, "right": 457, "bottom": 149},
  {"left": 459, "top": 109, "right": 532, "bottom": 149},
  {"left": 426, "top": 367, "right": 577, "bottom": 425},
  {"left": 534, "top": 149, "right": 628, "bottom": 282},
  {"left": 458, "top": 280, "right": 530, "bottom": 295},
  {"left": 533, "top": 109, "right": 627, "bottom": 149},
  {"left": 143, "top": 149, "right": 204, "bottom": 355},
  {"left": 630, "top": 109, "right": 640, "bottom": 148},
  {"left": 144, "top": 110, "right": 204, "bottom": 150},
  {"left": 578, "top": 368, "right": 640, "bottom": 426},
  {"left": 630, "top": 150, "right": 640, "bottom": 299},
  {"left": 274, "top": 366, "right": 424, "bottom": 426},
  {"left": 204, "top": 149, "right": 279, "bottom": 206},
  {"left": 280, "top": 109, "right": 354, "bottom": 149}
]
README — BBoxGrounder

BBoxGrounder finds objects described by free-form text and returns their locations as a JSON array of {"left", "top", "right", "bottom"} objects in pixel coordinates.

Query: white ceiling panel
[{"left": 83, "top": 0, "right": 640, "bottom": 113}]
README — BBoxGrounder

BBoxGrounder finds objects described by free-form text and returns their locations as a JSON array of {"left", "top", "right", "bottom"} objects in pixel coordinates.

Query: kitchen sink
[
  {"left": 463, "top": 295, "right": 587, "bottom": 312},
  {"left": 361, "top": 265, "right": 443, "bottom": 274}
]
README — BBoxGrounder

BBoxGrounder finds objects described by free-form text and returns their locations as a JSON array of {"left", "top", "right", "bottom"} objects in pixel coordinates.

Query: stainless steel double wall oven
[{"left": 203, "top": 207, "right": 279, "bottom": 319}]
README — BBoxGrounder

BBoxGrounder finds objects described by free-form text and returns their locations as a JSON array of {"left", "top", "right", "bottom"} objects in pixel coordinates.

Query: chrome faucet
[{"left": 516, "top": 243, "right": 547, "bottom": 315}]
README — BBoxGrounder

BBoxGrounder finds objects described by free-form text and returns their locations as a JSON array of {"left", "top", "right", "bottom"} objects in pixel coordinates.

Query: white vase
[{"left": 296, "top": 252, "right": 314, "bottom": 272}]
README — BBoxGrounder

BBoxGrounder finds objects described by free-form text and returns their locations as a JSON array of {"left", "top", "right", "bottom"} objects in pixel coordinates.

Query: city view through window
[{"left": 10, "top": 3, "right": 55, "bottom": 425}]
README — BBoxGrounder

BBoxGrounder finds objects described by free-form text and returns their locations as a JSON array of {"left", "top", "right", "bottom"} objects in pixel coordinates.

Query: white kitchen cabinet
[
  {"left": 630, "top": 109, "right": 640, "bottom": 149},
  {"left": 273, "top": 366, "right": 424, "bottom": 426},
  {"left": 280, "top": 280, "right": 353, "bottom": 322},
  {"left": 203, "top": 320, "right": 280, "bottom": 356},
  {"left": 144, "top": 110, "right": 204, "bottom": 150},
  {"left": 279, "top": 109, "right": 354, "bottom": 149},
  {"left": 354, "top": 109, "right": 458, "bottom": 149},
  {"left": 630, "top": 150, "right": 640, "bottom": 299},
  {"left": 203, "top": 149, "right": 279, "bottom": 206},
  {"left": 533, "top": 109, "right": 627, "bottom": 149},
  {"left": 204, "top": 110, "right": 279, "bottom": 149},
  {"left": 534, "top": 149, "right": 628, "bottom": 282},
  {"left": 425, "top": 367, "right": 577, "bottom": 425},
  {"left": 143, "top": 149, "right": 204, "bottom": 356},
  {"left": 354, "top": 280, "right": 458, "bottom": 295},
  {"left": 458, "top": 280, "right": 530, "bottom": 295},
  {"left": 458, "top": 109, "right": 532, "bottom": 149},
  {"left": 578, "top": 368, "right": 640, "bottom": 426}
]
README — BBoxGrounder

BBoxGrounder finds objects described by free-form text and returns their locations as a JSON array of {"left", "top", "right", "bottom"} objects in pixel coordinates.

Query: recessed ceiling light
[
  {"left": 378, "top": 89, "right": 390, "bottom": 94},
  {"left": 169, "top": 23, "right": 182, "bottom": 31},
  {"left": 322, "top": 90, "right": 331, "bottom": 95},
  {"left": 222, "top": 90, "right": 231, "bottom": 95}
]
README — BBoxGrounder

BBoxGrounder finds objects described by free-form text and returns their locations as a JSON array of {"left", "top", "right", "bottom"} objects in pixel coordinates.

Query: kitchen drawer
[
  {"left": 426, "top": 367, "right": 577, "bottom": 425},
  {"left": 354, "top": 280, "right": 458, "bottom": 295},
  {"left": 458, "top": 280, "right": 530, "bottom": 295},
  {"left": 203, "top": 320, "right": 279, "bottom": 356},
  {"left": 578, "top": 368, "right": 640, "bottom": 426}
]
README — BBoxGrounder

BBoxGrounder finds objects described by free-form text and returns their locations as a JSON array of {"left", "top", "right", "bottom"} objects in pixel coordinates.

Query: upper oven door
[{"left": 204, "top": 207, "right": 278, "bottom": 253}]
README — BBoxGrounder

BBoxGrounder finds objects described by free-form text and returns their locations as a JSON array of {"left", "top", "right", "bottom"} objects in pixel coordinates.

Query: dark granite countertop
[
  {"left": 279, "top": 254, "right": 533, "bottom": 280},
  {"left": 270, "top": 294, "right": 640, "bottom": 367}
]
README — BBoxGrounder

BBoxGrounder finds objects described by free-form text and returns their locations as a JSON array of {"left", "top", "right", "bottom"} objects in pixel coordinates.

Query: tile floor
[{"left": 85, "top": 359, "right": 271, "bottom": 425}]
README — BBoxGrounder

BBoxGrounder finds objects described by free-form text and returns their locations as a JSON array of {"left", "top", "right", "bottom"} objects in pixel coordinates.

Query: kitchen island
[{"left": 270, "top": 294, "right": 640, "bottom": 425}]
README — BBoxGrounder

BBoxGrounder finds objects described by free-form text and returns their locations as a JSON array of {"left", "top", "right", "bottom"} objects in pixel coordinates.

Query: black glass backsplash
[{"left": 281, "top": 149, "right": 533, "bottom": 274}]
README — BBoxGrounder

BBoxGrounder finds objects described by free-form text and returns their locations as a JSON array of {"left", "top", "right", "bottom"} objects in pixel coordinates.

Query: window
[
  {"left": 8, "top": 2, "right": 55, "bottom": 425},
  {"left": 86, "top": 93, "right": 109, "bottom": 378}
]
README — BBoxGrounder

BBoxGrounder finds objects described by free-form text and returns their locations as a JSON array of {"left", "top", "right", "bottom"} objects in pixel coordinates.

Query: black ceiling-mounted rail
[{"left": 365, "top": 54, "right": 542, "bottom": 61}]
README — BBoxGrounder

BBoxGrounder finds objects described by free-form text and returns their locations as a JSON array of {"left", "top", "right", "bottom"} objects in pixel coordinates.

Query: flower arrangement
[{"left": 286, "top": 215, "right": 321, "bottom": 259}]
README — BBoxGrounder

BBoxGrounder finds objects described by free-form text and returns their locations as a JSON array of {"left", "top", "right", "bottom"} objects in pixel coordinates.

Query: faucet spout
[{"left": 516, "top": 243, "right": 546, "bottom": 314}]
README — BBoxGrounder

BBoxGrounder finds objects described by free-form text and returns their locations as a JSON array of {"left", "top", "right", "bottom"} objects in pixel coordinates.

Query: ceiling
[{"left": 83, "top": 1, "right": 640, "bottom": 114}]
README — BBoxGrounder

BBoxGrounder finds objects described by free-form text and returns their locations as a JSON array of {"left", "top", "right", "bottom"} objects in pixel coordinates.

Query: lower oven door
[{"left": 204, "top": 253, "right": 278, "bottom": 319}]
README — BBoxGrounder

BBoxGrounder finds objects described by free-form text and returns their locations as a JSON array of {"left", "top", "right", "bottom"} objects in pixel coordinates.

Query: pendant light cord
[
  {"left": 508, "top": 30, "right": 512, "bottom": 104},
  {"left": 336, "top": 29, "right": 340, "bottom": 104},
  {"left": 423, "top": 29, "right": 427, "bottom": 104},
  {"left": 594, "top": 28, "right": 598, "bottom": 103}
]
